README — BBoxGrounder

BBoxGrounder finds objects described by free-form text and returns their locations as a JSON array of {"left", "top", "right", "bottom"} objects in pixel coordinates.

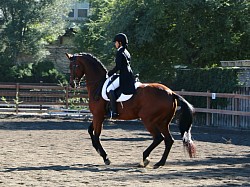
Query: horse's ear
[{"left": 65, "top": 53, "right": 73, "bottom": 60}]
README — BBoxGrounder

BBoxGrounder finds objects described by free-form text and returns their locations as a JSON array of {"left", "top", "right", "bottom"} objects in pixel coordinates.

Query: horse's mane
[{"left": 78, "top": 52, "right": 107, "bottom": 72}]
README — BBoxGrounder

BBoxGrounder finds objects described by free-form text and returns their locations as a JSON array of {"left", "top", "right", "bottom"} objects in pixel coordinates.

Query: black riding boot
[{"left": 108, "top": 90, "right": 119, "bottom": 118}]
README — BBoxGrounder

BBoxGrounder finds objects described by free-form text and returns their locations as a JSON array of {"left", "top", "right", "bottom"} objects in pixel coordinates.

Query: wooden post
[
  {"left": 234, "top": 91, "right": 240, "bottom": 128},
  {"left": 65, "top": 85, "right": 69, "bottom": 109},
  {"left": 39, "top": 81, "right": 43, "bottom": 112},
  {"left": 15, "top": 83, "right": 19, "bottom": 114},
  {"left": 206, "top": 90, "right": 211, "bottom": 126}
]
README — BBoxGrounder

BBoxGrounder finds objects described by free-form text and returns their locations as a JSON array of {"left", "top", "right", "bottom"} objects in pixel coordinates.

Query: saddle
[{"left": 101, "top": 74, "right": 142, "bottom": 102}]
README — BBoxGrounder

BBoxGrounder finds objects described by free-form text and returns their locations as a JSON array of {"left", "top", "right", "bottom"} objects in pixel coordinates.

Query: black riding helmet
[{"left": 113, "top": 33, "right": 128, "bottom": 47}]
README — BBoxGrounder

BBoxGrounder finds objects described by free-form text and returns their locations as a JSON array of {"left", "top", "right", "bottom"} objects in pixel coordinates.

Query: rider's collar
[{"left": 117, "top": 46, "right": 124, "bottom": 51}]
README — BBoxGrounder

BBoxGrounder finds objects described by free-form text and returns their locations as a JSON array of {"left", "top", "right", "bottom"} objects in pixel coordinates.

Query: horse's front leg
[
  {"left": 88, "top": 121, "right": 111, "bottom": 165},
  {"left": 88, "top": 122, "right": 98, "bottom": 150}
]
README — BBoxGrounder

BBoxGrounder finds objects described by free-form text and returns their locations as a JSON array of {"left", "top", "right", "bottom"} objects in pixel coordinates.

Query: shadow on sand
[
  {"left": 2, "top": 154, "right": 250, "bottom": 187},
  {"left": 0, "top": 116, "right": 250, "bottom": 146}
]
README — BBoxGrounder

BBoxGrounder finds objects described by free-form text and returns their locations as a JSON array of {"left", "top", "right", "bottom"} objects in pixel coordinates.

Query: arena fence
[
  {"left": 175, "top": 88, "right": 250, "bottom": 129},
  {"left": 0, "top": 83, "right": 249, "bottom": 129},
  {"left": 0, "top": 82, "right": 89, "bottom": 115}
]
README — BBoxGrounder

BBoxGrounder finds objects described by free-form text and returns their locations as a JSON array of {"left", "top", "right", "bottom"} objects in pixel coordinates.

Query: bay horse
[{"left": 66, "top": 52, "right": 196, "bottom": 168}]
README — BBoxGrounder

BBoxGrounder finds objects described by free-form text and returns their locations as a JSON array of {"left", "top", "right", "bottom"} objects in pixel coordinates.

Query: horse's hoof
[
  {"left": 104, "top": 158, "right": 111, "bottom": 165},
  {"left": 139, "top": 158, "right": 150, "bottom": 167},
  {"left": 153, "top": 165, "right": 162, "bottom": 169},
  {"left": 153, "top": 162, "right": 164, "bottom": 169},
  {"left": 144, "top": 158, "right": 150, "bottom": 167}
]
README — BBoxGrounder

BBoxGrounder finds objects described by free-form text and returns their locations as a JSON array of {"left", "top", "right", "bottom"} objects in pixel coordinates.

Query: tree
[
  {"left": 0, "top": 0, "right": 72, "bottom": 65},
  {"left": 75, "top": 0, "right": 250, "bottom": 84},
  {"left": 74, "top": 0, "right": 115, "bottom": 62}
]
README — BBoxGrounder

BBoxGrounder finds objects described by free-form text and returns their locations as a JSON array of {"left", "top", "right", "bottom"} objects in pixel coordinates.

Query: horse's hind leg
[
  {"left": 141, "top": 126, "right": 164, "bottom": 167},
  {"left": 154, "top": 124, "right": 174, "bottom": 168}
]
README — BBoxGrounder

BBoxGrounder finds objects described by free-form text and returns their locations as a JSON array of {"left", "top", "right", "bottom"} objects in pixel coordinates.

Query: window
[
  {"left": 78, "top": 9, "right": 87, "bottom": 18},
  {"left": 67, "top": 2, "right": 89, "bottom": 20}
]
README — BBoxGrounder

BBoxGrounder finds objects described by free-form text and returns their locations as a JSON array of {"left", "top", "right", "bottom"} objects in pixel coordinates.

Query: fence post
[
  {"left": 15, "top": 83, "right": 19, "bottom": 114},
  {"left": 234, "top": 91, "right": 240, "bottom": 128},
  {"left": 65, "top": 85, "right": 69, "bottom": 109},
  {"left": 206, "top": 90, "right": 211, "bottom": 126},
  {"left": 39, "top": 81, "right": 43, "bottom": 112}
]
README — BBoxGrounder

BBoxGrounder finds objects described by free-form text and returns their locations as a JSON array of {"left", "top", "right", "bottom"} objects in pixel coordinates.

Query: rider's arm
[{"left": 108, "top": 51, "right": 123, "bottom": 77}]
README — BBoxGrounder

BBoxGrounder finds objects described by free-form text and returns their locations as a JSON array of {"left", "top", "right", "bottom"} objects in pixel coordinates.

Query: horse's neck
[
  {"left": 85, "top": 65, "right": 106, "bottom": 81},
  {"left": 84, "top": 67, "right": 106, "bottom": 93}
]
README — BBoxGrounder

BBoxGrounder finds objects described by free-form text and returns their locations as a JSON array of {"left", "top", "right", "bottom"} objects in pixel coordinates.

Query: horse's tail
[{"left": 173, "top": 93, "right": 196, "bottom": 158}]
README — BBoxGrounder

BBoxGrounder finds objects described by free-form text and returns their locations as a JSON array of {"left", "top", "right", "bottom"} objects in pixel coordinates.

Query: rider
[{"left": 107, "top": 33, "right": 136, "bottom": 118}]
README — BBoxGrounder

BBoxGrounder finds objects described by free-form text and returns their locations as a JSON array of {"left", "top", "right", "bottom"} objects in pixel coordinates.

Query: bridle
[
  {"left": 69, "top": 55, "right": 82, "bottom": 88},
  {"left": 69, "top": 54, "right": 107, "bottom": 91}
]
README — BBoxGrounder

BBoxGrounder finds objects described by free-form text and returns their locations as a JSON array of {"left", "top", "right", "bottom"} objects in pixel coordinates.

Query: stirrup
[
  {"left": 107, "top": 112, "right": 119, "bottom": 118},
  {"left": 112, "top": 112, "right": 119, "bottom": 118}
]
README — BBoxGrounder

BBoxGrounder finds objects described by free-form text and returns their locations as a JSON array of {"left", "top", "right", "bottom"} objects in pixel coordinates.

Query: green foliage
[
  {"left": 68, "top": 97, "right": 88, "bottom": 110},
  {"left": 0, "top": 0, "right": 71, "bottom": 83},
  {"left": 0, "top": 0, "right": 72, "bottom": 64},
  {"left": 75, "top": 0, "right": 249, "bottom": 81},
  {"left": 31, "top": 61, "right": 67, "bottom": 83},
  {"left": 0, "top": 60, "right": 66, "bottom": 83},
  {"left": 1, "top": 97, "right": 10, "bottom": 107},
  {"left": 0, "top": 56, "right": 16, "bottom": 81},
  {"left": 1, "top": 93, "right": 23, "bottom": 107},
  {"left": 133, "top": 57, "right": 175, "bottom": 85},
  {"left": 74, "top": 0, "right": 114, "bottom": 63},
  {"left": 174, "top": 68, "right": 241, "bottom": 92},
  {"left": 173, "top": 67, "right": 242, "bottom": 108}
]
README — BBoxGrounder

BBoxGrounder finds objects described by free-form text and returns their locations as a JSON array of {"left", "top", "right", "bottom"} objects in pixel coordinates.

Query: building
[
  {"left": 68, "top": 1, "right": 90, "bottom": 21},
  {"left": 47, "top": 1, "right": 90, "bottom": 73}
]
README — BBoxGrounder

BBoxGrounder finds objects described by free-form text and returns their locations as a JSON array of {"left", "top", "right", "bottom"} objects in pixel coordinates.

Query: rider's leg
[
  {"left": 108, "top": 90, "right": 119, "bottom": 117},
  {"left": 107, "top": 77, "right": 119, "bottom": 93},
  {"left": 107, "top": 77, "right": 119, "bottom": 118}
]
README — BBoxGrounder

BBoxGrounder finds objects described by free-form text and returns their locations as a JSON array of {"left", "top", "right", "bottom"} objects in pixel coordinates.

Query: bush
[
  {"left": 0, "top": 56, "right": 16, "bottom": 82},
  {"left": 31, "top": 61, "right": 67, "bottom": 84},
  {"left": 172, "top": 67, "right": 241, "bottom": 108},
  {"left": 0, "top": 59, "right": 67, "bottom": 84},
  {"left": 173, "top": 67, "right": 240, "bottom": 92}
]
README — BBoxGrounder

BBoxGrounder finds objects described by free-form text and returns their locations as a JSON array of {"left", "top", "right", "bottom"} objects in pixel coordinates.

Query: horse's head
[{"left": 66, "top": 53, "right": 85, "bottom": 88}]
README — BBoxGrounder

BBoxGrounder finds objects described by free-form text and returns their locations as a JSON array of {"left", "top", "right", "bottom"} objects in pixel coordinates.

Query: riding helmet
[{"left": 113, "top": 33, "right": 128, "bottom": 46}]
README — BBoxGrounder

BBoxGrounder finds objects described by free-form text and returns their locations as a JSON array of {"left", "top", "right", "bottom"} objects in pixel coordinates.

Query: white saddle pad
[{"left": 101, "top": 78, "right": 142, "bottom": 102}]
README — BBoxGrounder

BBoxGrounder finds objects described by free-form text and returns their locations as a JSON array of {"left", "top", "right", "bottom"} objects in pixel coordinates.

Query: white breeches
[{"left": 107, "top": 77, "right": 119, "bottom": 92}]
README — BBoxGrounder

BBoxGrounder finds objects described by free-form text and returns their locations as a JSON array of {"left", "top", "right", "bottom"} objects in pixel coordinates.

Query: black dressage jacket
[{"left": 108, "top": 46, "right": 136, "bottom": 95}]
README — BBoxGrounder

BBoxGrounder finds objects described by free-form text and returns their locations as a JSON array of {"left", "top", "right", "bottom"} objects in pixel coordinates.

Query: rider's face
[{"left": 114, "top": 41, "right": 121, "bottom": 49}]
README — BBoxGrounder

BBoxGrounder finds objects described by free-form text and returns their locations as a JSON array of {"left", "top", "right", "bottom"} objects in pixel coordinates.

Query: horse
[{"left": 66, "top": 52, "right": 196, "bottom": 168}]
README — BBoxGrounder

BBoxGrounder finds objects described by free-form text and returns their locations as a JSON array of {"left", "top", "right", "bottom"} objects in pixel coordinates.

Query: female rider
[{"left": 107, "top": 33, "right": 136, "bottom": 118}]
